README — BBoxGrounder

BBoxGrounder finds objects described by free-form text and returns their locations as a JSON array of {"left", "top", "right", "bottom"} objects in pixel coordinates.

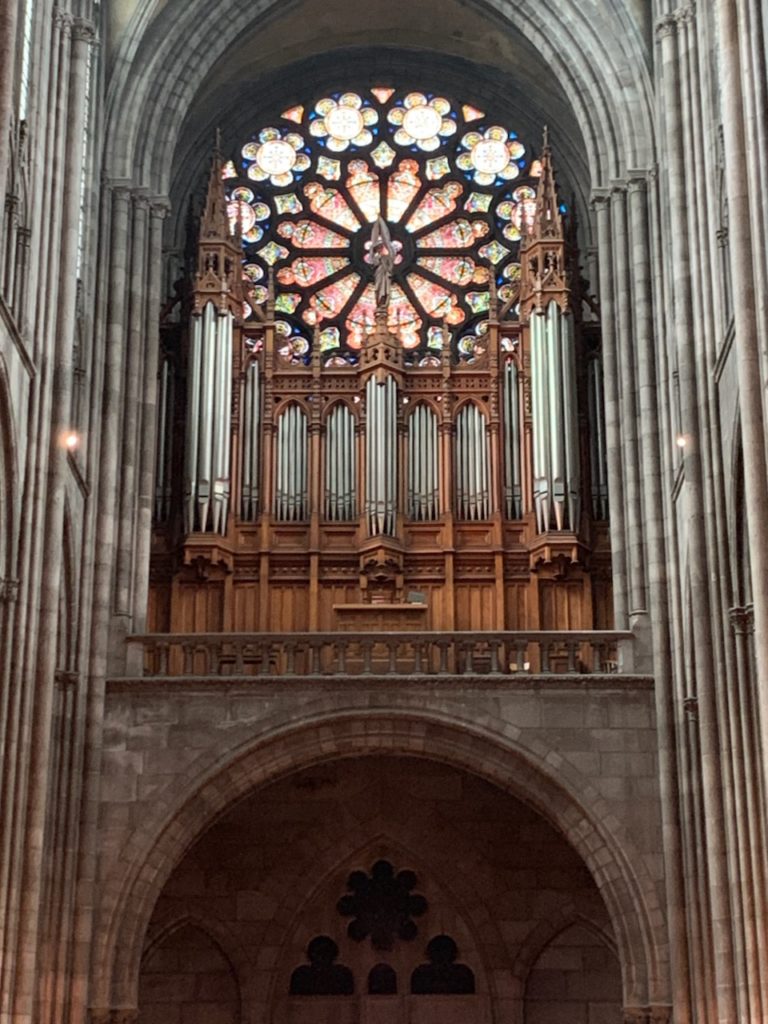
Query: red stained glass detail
[
  {"left": 346, "top": 283, "right": 422, "bottom": 349},
  {"left": 415, "top": 255, "right": 476, "bottom": 286},
  {"left": 307, "top": 272, "right": 360, "bottom": 322},
  {"left": 304, "top": 183, "right": 361, "bottom": 232},
  {"left": 346, "top": 160, "right": 381, "bottom": 223},
  {"left": 417, "top": 218, "right": 489, "bottom": 249},
  {"left": 277, "top": 219, "right": 349, "bottom": 248},
  {"left": 386, "top": 160, "right": 421, "bottom": 223},
  {"left": 405, "top": 182, "right": 463, "bottom": 233},
  {"left": 371, "top": 87, "right": 395, "bottom": 103},
  {"left": 407, "top": 273, "right": 465, "bottom": 323},
  {"left": 277, "top": 256, "right": 350, "bottom": 287}
]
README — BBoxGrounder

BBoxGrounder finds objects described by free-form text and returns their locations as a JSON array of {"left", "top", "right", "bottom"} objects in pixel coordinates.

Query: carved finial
[{"left": 542, "top": 124, "right": 550, "bottom": 151}]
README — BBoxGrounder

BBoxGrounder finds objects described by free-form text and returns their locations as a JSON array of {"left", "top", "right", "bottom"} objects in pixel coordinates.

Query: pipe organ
[{"left": 150, "top": 117, "right": 612, "bottom": 635}]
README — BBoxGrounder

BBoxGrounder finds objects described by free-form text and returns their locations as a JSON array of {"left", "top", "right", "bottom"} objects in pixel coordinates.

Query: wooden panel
[
  {"left": 538, "top": 580, "right": 588, "bottom": 631},
  {"left": 233, "top": 584, "right": 260, "bottom": 631},
  {"left": 267, "top": 586, "right": 310, "bottom": 632},
  {"left": 318, "top": 584, "right": 359, "bottom": 630},
  {"left": 173, "top": 583, "right": 225, "bottom": 632},
  {"left": 454, "top": 584, "right": 496, "bottom": 631}
]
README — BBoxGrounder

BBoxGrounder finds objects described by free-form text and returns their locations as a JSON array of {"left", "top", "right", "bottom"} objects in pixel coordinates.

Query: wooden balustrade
[{"left": 126, "top": 631, "right": 635, "bottom": 679}]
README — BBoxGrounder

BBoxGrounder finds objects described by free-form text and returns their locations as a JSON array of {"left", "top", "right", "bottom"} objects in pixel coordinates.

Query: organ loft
[{"left": 149, "top": 96, "right": 612, "bottom": 641}]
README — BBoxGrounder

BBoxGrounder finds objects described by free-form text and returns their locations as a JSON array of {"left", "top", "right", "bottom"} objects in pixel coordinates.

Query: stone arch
[
  {"left": 521, "top": 918, "right": 623, "bottom": 1024},
  {"left": 103, "top": 0, "right": 654, "bottom": 194},
  {"left": 93, "top": 709, "right": 667, "bottom": 1013},
  {"left": 138, "top": 916, "right": 243, "bottom": 1023},
  {"left": 513, "top": 906, "right": 618, "bottom": 995}
]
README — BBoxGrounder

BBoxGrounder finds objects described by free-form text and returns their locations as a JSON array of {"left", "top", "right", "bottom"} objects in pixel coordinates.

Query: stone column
[
  {"left": 627, "top": 173, "right": 691, "bottom": 1024},
  {"left": 610, "top": 183, "right": 646, "bottom": 620},
  {"left": 114, "top": 192, "right": 150, "bottom": 622},
  {"left": 658, "top": 10, "right": 738, "bottom": 1024},
  {"left": 591, "top": 192, "right": 628, "bottom": 629},
  {"left": 715, "top": 0, "right": 768, "bottom": 830},
  {"left": 131, "top": 198, "right": 169, "bottom": 636}
]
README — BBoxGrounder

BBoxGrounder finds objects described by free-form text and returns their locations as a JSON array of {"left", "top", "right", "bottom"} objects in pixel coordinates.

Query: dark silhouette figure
[
  {"left": 289, "top": 935, "right": 354, "bottom": 995},
  {"left": 411, "top": 934, "right": 475, "bottom": 995},
  {"left": 368, "top": 963, "right": 397, "bottom": 995}
]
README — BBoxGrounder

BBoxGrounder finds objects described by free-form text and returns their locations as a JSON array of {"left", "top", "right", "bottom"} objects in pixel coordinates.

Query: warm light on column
[{"left": 63, "top": 431, "right": 80, "bottom": 451}]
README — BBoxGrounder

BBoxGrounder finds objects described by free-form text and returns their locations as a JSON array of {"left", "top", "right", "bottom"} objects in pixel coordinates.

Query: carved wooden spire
[
  {"left": 519, "top": 128, "right": 570, "bottom": 320},
  {"left": 528, "top": 126, "right": 564, "bottom": 243},
  {"left": 194, "top": 133, "right": 243, "bottom": 314}
]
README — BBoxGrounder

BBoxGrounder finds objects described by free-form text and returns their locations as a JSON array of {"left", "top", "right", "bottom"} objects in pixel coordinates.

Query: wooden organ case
[{"left": 149, "top": 137, "right": 612, "bottom": 637}]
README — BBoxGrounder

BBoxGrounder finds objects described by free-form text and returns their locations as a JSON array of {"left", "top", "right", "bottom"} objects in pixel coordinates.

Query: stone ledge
[{"left": 106, "top": 673, "right": 655, "bottom": 693}]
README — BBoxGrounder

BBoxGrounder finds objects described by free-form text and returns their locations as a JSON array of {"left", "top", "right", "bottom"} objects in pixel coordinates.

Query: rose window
[{"left": 226, "top": 88, "right": 542, "bottom": 364}]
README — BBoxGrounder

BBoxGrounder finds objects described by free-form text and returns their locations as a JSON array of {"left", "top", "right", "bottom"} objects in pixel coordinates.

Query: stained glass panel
[
  {"left": 417, "top": 219, "right": 489, "bottom": 248},
  {"left": 406, "top": 182, "right": 462, "bottom": 232},
  {"left": 416, "top": 255, "right": 475, "bottom": 286},
  {"left": 386, "top": 160, "right": 421, "bottom": 223},
  {"left": 408, "top": 273, "right": 465, "bottom": 323},
  {"left": 304, "top": 184, "right": 361, "bottom": 231},
  {"left": 277, "top": 256, "right": 350, "bottom": 287},
  {"left": 308, "top": 272, "right": 360, "bottom": 321},
  {"left": 346, "top": 161, "right": 381, "bottom": 223},
  {"left": 278, "top": 220, "right": 349, "bottom": 248}
]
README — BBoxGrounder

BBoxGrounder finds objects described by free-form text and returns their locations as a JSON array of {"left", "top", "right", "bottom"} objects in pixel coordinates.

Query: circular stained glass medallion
[
  {"left": 256, "top": 139, "right": 297, "bottom": 177},
  {"left": 471, "top": 138, "right": 511, "bottom": 175},
  {"left": 326, "top": 104, "right": 365, "bottom": 141},
  {"left": 403, "top": 104, "right": 443, "bottom": 141}
]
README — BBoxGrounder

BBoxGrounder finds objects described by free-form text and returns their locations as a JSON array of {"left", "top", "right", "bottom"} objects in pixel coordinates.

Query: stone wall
[{"left": 93, "top": 678, "right": 667, "bottom": 1017}]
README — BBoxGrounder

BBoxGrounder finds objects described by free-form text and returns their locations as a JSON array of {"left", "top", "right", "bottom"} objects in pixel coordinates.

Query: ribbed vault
[{"left": 103, "top": 0, "right": 656, "bottom": 212}]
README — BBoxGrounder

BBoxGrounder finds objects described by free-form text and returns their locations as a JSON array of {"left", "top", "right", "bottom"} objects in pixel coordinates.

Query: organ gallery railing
[{"left": 128, "top": 631, "right": 636, "bottom": 679}]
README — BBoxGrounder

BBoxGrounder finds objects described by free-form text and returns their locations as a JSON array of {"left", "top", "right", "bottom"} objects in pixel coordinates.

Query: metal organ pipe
[
  {"left": 531, "top": 301, "right": 580, "bottom": 532},
  {"left": 454, "top": 403, "right": 490, "bottom": 521},
  {"left": 365, "top": 374, "right": 397, "bottom": 536},
  {"left": 183, "top": 302, "right": 232, "bottom": 535},
  {"left": 408, "top": 404, "right": 439, "bottom": 520},
  {"left": 275, "top": 404, "right": 308, "bottom": 522},
  {"left": 503, "top": 361, "right": 522, "bottom": 519},
  {"left": 325, "top": 404, "right": 356, "bottom": 521},
  {"left": 241, "top": 359, "right": 261, "bottom": 521}
]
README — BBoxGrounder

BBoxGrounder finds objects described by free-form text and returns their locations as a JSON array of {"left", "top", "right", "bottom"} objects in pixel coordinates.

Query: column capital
[
  {"left": 0, "top": 577, "right": 20, "bottom": 603},
  {"left": 674, "top": 3, "right": 695, "bottom": 26},
  {"left": 590, "top": 189, "right": 612, "bottom": 211},
  {"left": 655, "top": 14, "right": 677, "bottom": 39},
  {"left": 627, "top": 175, "right": 649, "bottom": 194},
  {"left": 71, "top": 18, "right": 97, "bottom": 43},
  {"left": 729, "top": 604, "right": 753, "bottom": 633},
  {"left": 53, "top": 7, "right": 74, "bottom": 32},
  {"left": 132, "top": 191, "right": 152, "bottom": 212},
  {"left": 150, "top": 195, "right": 172, "bottom": 219}
]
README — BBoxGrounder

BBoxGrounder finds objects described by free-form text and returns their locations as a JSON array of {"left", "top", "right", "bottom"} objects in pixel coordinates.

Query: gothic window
[
  {"left": 226, "top": 89, "right": 541, "bottom": 363},
  {"left": 368, "top": 963, "right": 397, "bottom": 995},
  {"left": 337, "top": 859, "right": 428, "bottom": 950},
  {"left": 289, "top": 936, "right": 354, "bottom": 995},
  {"left": 411, "top": 934, "right": 475, "bottom": 995}
]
